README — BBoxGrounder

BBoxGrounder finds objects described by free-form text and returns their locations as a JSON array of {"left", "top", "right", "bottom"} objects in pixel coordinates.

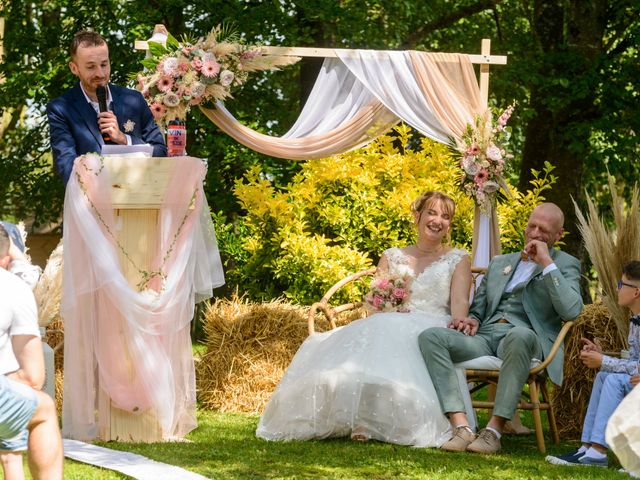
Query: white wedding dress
[{"left": 256, "top": 247, "right": 476, "bottom": 446}]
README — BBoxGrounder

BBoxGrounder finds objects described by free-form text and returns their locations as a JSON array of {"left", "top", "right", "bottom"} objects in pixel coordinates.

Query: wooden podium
[{"left": 97, "top": 155, "right": 182, "bottom": 442}]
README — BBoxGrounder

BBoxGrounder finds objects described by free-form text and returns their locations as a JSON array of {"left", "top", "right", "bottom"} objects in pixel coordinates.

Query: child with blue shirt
[{"left": 547, "top": 260, "right": 640, "bottom": 468}]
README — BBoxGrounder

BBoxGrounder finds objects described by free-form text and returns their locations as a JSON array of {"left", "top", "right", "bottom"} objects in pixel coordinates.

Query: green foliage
[
  {"left": 223, "top": 127, "right": 557, "bottom": 304},
  {"left": 497, "top": 162, "right": 559, "bottom": 253}
]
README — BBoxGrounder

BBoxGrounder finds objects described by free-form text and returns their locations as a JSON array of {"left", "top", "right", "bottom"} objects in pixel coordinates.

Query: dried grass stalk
[
  {"left": 33, "top": 240, "right": 63, "bottom": 328},
  {"left": 574, "top": 175, "right": 640, "bottom": 344}
]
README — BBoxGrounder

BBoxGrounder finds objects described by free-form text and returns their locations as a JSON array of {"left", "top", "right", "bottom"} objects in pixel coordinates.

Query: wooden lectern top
[{"left": 103, "top": 155, "right": 198, "bottom": 209}]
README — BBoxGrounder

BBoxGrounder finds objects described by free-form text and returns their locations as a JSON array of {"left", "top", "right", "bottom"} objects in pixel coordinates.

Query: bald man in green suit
[{"left": 419, "top": 203, "right": 583, "bottom": 454}]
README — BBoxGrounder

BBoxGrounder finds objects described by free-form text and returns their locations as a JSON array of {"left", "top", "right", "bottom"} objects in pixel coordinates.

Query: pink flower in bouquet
[
  {"left": 149, "top": 102, "right": 166, "bottom": 119},
  {"left": 189, "top": 96, "right": 202, "bottom": 106},
  {"left": 202, "top": 60, "right": 220, "bottom": 78},
  {"left": 191, "top": 58, "right": 203, "bottom": 71},
  {"left": 474, "top": 168, "right": 489, "bottom": 185},
  {"left": 182, "top": 46, "right": 193, "bottom": 56},
  {"left": 374, "top": 278, "right": 390, "bottom": 289},
  {"left": 158, "top": 75, "right": 174, "bottom": 93},
  {"left": 178, "top": 60, "right": 190, "bottom": 74},
  {"left": 467, "top": 143, "right": 480, "bottom": 155},
  {"left": 392, "top": 287, "right": 407, "bottom": 300},
  {"left": 372, "top": 295, "right": 384, "bottom": 309}
]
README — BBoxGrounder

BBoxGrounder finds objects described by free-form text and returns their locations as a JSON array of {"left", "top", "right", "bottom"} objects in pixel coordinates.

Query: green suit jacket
[{"left": 469, "top": 249, "right": 583, "bottom": 385}]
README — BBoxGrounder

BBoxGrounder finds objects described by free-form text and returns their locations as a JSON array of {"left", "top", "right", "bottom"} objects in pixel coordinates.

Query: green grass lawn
[{"left": 39, "top": 411, "right": 633, "bottom": 479}]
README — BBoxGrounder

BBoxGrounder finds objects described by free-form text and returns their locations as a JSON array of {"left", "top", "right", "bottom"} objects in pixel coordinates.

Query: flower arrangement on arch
[
  {"left": 135, "top": 25, "right": 300, "bottom": 129},
  {"left": 363, "top": 275, "right": 411, "bottom": 313},
  {"left": 456, "top": 105, "right": 515, "bottom": 214}
]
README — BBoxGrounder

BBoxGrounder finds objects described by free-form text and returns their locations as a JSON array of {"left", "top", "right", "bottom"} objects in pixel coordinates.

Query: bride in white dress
[{"left": 256, "top": 191, "right": 475, "bottom": 446}]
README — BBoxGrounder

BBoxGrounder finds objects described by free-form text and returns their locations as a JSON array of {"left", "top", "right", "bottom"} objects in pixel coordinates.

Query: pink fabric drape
[
  {"left": 200, "top": 101, "right": 398, "bottom": 160},
  {"left": 409, "top": 51, "right": 484, "bottom": 142},
  {"left": 62, "top": 155, "right": 224, "bottom": 440}
]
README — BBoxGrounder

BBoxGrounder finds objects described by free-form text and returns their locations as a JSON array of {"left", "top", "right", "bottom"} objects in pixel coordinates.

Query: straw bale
[
  {"left": 552, "top": 302, "right": 626, "bottom": 439},
  {"left": 196, "top": 295, "right": 365, "bottom": 413}
]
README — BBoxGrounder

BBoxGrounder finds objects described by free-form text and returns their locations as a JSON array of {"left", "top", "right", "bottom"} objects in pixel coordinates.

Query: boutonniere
[
  {"left": 123, "top": 119, "right": 135, "bottom": 133},
  {"left": 502, "top": 265, "right": 512, "bottom": 275}
]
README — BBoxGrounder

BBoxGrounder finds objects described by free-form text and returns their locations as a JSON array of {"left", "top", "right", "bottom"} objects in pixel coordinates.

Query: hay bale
[
  {"left": 553, "top": 302, "right": 626, "bottom": 439},
  {"left": 196, "top": 295, "right": 365, "bottom": 413}
]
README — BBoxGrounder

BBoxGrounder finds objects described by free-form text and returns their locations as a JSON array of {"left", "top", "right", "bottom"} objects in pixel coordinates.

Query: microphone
[{"left": 95, "top": 85, "right": 112, "bottom": 144}]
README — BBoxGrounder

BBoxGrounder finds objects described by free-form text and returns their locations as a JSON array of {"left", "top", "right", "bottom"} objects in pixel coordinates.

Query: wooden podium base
[{"left": 97, "top": 208, "right": 163, "bottom": 442}]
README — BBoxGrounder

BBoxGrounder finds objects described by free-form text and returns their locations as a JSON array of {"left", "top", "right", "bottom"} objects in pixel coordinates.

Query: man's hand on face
[
  {"left": 448, "top": 317, "right": 479, "bottom": 336},
  {"left": 523, "top": 239, "right": 553, "bottom": 267},
  {"left": 98, "top": 111, "right": 127, "bottom": 144}
]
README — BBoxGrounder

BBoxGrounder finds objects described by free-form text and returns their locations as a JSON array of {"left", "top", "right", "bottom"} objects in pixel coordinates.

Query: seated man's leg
[
  {"left": 26, "top": 391, "right": 62, "bottom": 480},
  {"left": 419, "top": 327, "right": 493, "bottom": 416},
  {"left": 493, "top": 327, "right": 542, "bottom": 420}
]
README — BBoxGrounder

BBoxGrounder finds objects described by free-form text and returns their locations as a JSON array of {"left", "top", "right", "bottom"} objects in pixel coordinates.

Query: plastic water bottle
[{"left": 167, "top": 120, "right": 186, "bottom": 157}]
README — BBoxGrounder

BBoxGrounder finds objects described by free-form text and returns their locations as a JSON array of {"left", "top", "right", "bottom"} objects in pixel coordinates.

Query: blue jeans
[
  {"left": 0, "top": 376, "right": 38, "bottom": 448},
  {"left": 581, "top": 371, "right": 633, "bottom": 448}
]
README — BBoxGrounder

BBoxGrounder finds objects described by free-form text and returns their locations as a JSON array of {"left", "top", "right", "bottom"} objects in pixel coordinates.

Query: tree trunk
[{"left": 519, "top": 0, "right": 607, "bottom": 261}]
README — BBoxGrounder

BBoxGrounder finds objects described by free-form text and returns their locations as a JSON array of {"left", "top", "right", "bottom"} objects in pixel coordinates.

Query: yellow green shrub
[{"left": 220, "top": 126, "right": 557, "bottom": 304}]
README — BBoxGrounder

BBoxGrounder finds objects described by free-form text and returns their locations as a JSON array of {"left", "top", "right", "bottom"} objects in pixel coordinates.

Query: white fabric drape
[
  {"left": 202, "top": 50, "right": 498, "bottom": 263},
  {"left": 335, "top": 50, "right": 451, "bottom": 143},
  {"left": 62, "top": 155, "right": 224, "bottom": 440}
]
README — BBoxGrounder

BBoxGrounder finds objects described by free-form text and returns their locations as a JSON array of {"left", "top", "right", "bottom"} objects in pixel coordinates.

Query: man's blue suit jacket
[{"left": 46, "top": 83, "right": 167, "bottom": 185}]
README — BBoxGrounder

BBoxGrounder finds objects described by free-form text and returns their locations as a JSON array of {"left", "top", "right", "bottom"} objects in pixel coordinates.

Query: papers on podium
[{"left": 101, "top": 144, "right": 154, "bottom": 156}]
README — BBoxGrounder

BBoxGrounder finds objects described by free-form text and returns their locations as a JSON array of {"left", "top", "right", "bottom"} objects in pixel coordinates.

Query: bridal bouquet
[
  {"left": 363, "top": 275, "right": 410, "bottom": 313},
  {"left": 136, "top": 25, "right": 300, "bottom": 128},
  {"left": 456, "top": 105, "right": 514, "bottom": 214}
]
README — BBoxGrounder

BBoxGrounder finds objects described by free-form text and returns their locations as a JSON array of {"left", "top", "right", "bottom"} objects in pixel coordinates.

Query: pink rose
[
  {"left": 392, "top": 288, "right": 407, "bottom": 299},
  {"left": 191, "top": 58, "right": 203, "bottom": 71},
  {"left": 372, "top": 295, "right": 384, "bottom": 309},
  {"left": 374, "top": 278, "right": 390, "bottom": 289}
]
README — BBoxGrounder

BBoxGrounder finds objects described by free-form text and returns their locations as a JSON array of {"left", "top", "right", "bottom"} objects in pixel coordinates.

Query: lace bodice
[{"left": 384, "top": 247, "right": 467, "bottom": 315}]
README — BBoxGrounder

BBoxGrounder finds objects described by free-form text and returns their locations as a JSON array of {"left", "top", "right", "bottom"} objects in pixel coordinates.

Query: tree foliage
[{"left": 0, "top": 0, "right": 637, "bottom": 265}]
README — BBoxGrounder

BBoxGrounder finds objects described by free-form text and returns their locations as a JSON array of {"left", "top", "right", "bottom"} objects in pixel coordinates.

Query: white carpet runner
[{"left": 63, "top": 439, "right": 211, "bottom": 479}]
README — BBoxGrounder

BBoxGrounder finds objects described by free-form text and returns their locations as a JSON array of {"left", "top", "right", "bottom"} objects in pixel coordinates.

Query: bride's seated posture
[{"left": 256, "top": 191, "right": 475, "bottom": 446}]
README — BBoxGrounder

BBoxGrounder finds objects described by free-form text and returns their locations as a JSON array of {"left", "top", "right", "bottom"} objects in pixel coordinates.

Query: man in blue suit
[{"left": 47, "top": 31, "right": 167, "bottom": 186}]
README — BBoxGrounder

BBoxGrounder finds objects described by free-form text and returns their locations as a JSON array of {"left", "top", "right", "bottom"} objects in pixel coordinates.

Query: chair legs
[
  {"left": 528, "top": 379, "right": 546, "bottom": 453},
  {"left": 540, "top": 379, "right": 560, "bottom": 444}
]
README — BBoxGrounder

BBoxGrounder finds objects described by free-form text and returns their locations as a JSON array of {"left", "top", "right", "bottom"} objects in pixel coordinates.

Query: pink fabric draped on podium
[{"left": 61, "top": 155, "right": 224, "bottom": 440}]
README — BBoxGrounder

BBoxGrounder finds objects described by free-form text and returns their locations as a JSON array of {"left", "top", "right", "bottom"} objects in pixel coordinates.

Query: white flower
[
  {"left": 123, "top": 119, "right": 135, "bottom": 133},
  {"left": 502, "top": 265, "right": 512, "bottom": 275},
  {"left": 191, "top": 81, "right": 206, "bottom": 98},
  {"left": 486, "top": 143, "right": 503, "bottom": 161},
  {"left": 462, "top": 156, "right": 480, "bottom": 175},
  {"left": 163, "top": 92, "right": 180, "bottom": 107},
  {"left": 220, "top": 69, "right": 235, "bottom": 86},
  {"left": 163, "top": 57, "right": 179, "bottom": 76}
]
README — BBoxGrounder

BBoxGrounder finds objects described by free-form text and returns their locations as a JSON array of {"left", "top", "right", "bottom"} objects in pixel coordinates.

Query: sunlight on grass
[{"left": 43, "top": 411, "right": 630, "bottom": 479}]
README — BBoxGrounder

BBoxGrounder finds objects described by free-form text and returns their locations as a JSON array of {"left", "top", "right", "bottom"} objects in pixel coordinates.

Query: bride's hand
[{"left": 448, "top": 317, "right": 479, "bottom": 336}]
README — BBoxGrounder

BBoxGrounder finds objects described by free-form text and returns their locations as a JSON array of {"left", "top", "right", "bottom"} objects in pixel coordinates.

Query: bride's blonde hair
[{"left": 411, "top": 191, "right": 456, "bottom": 221}]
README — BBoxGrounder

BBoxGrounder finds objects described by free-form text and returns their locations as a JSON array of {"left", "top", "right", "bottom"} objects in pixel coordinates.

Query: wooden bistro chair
[{"left": 458, "top": 320, "right": 575, "bottom": 453}]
